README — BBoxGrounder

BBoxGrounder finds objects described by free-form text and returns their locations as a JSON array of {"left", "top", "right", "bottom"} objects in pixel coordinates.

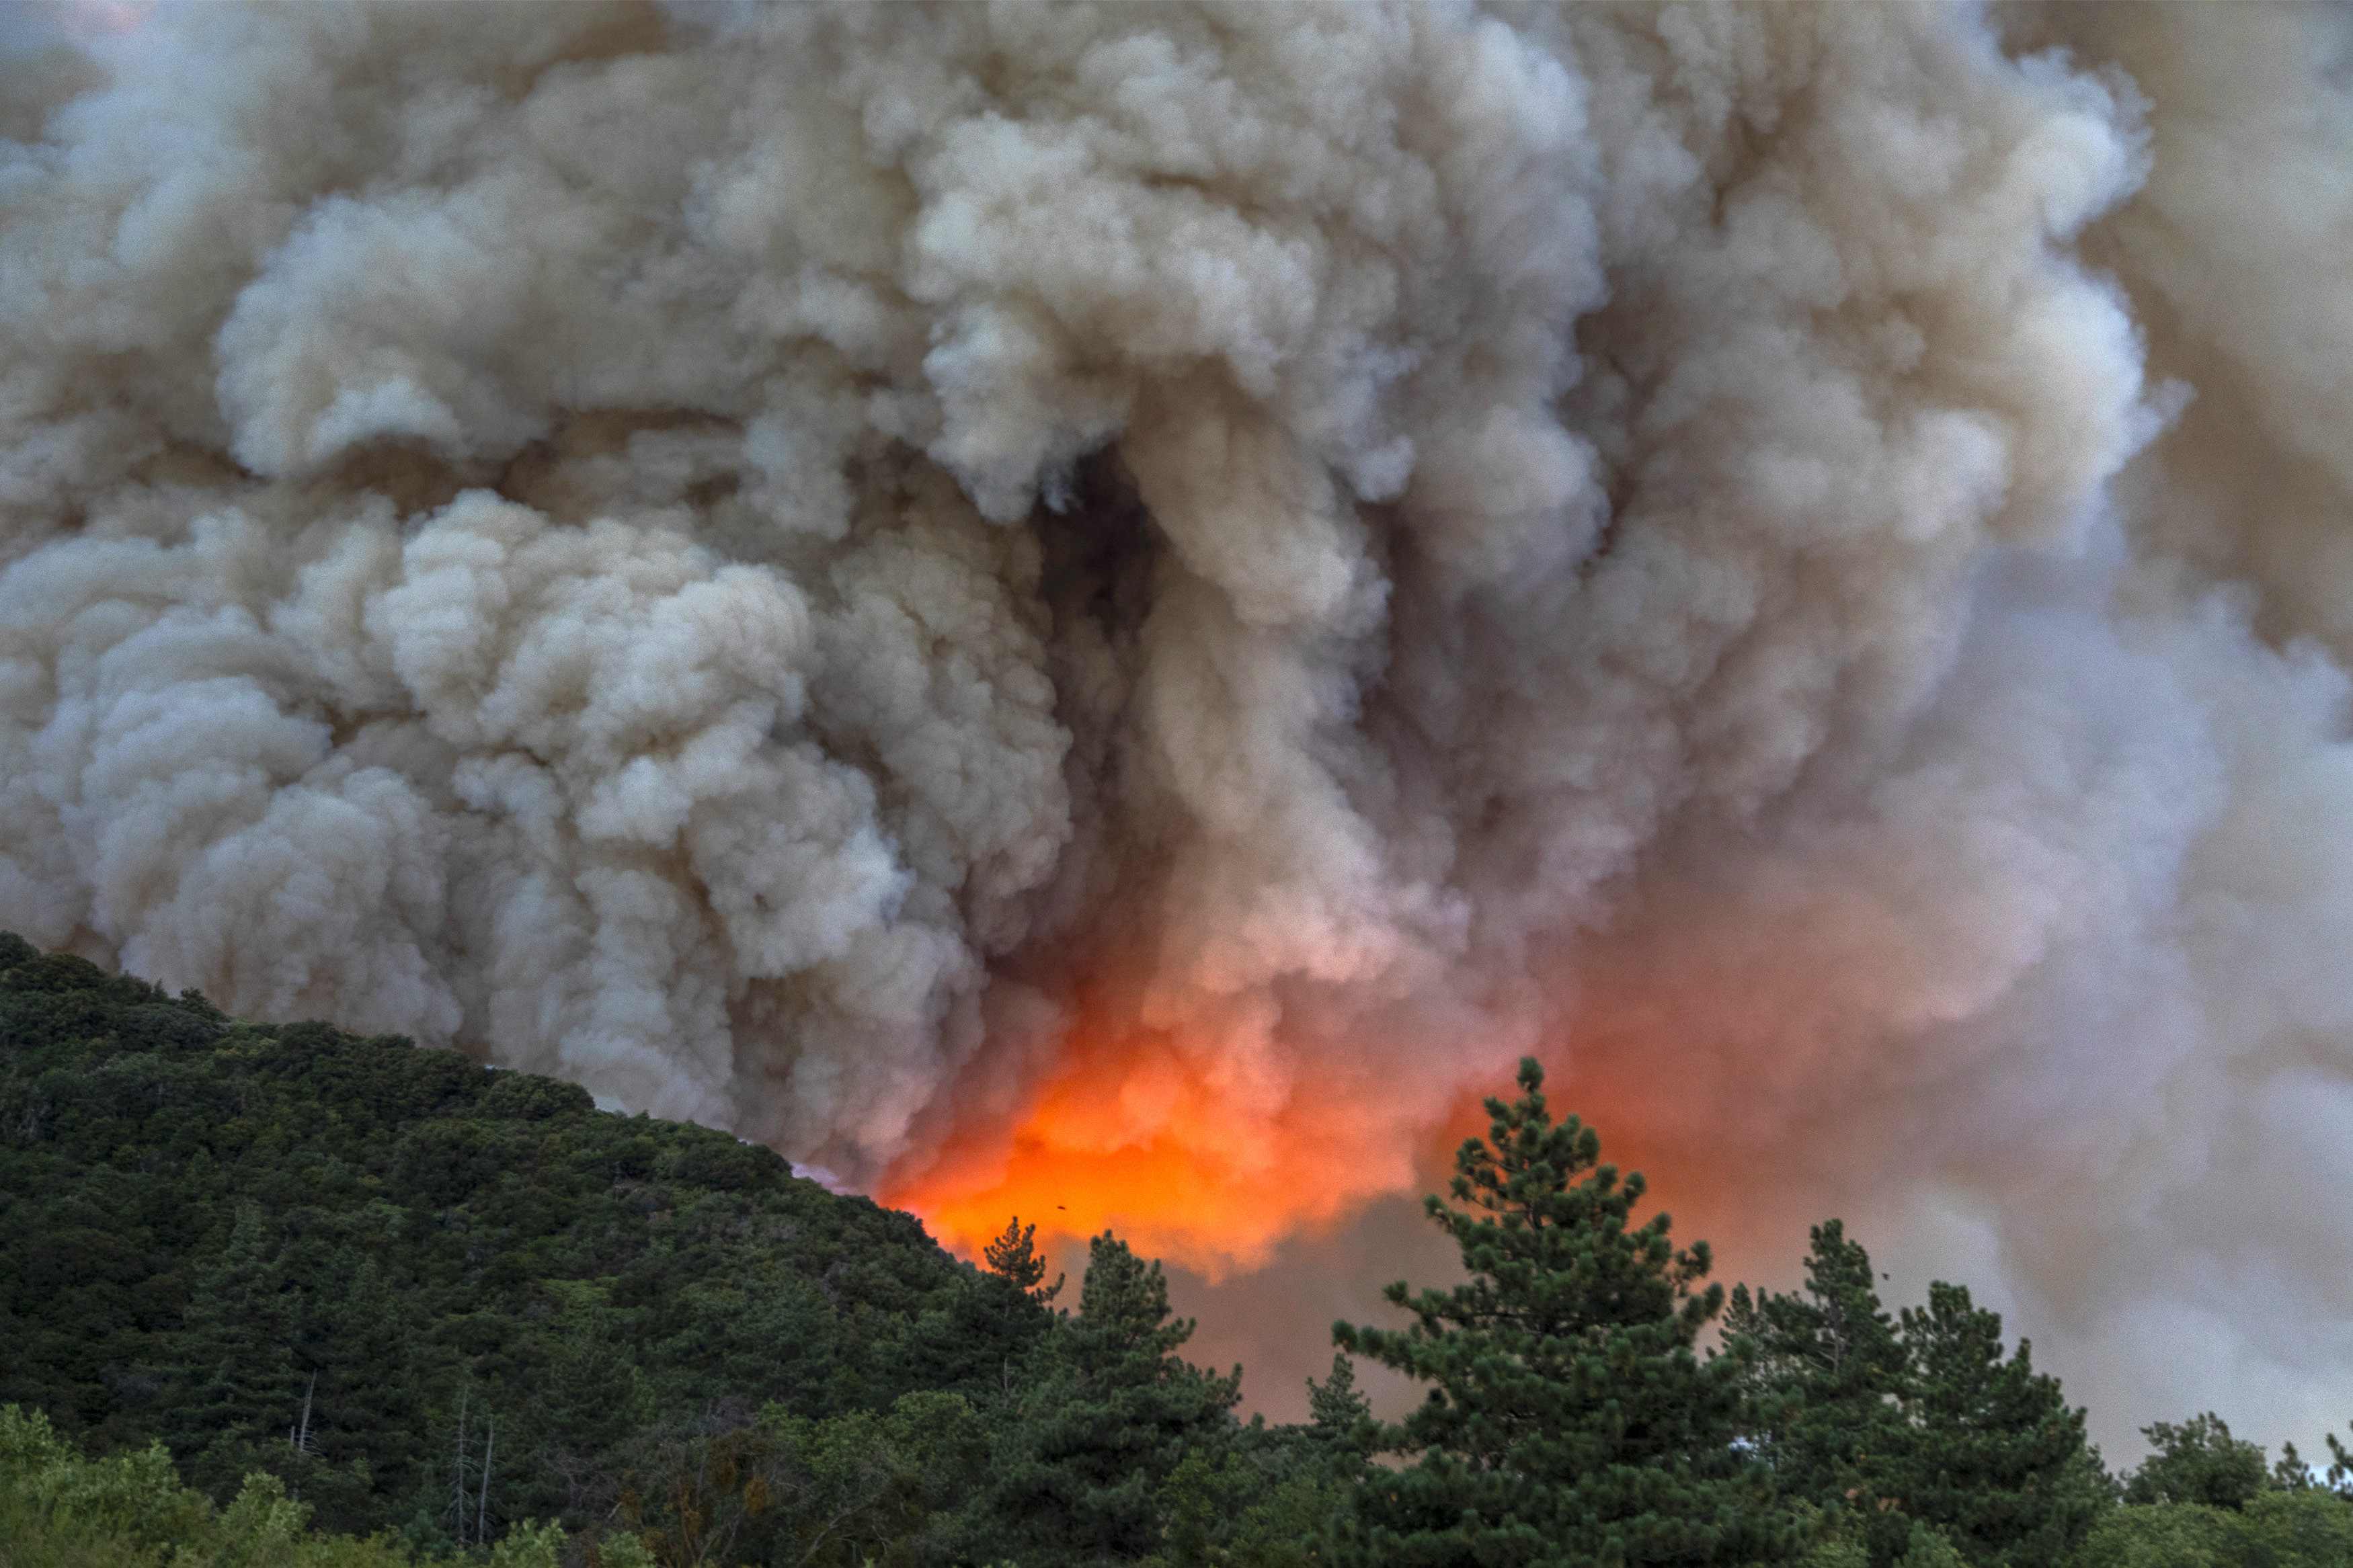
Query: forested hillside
[
  {"left": 9, "top": 933, "right": 2353, "bottom": 1568},
  {"left": 0, "top": 930, "right": 1066, "bottom": 1551}
]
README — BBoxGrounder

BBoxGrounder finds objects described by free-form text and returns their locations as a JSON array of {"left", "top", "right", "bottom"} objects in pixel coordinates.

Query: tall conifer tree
[
  {"left": 1887, "top": 1284, "right": 2106, "bottom": 1568},
  {"left": 1332, "top": 1059, "right": 1800, "bottom": 1568},
  {"left": 163, "top": 1200, "right": 300, "bottom": 1499},
  {"left": 965, "top": 1232, "right": 1241, "bottom": 1568},
  {"left": 984, "top": 1215, "right": 1066, "bottom": 1306},
  {"left": 1726, "top": 1221, "right": 1913, "bottom": 1562},
  {"left": 1308, "top": 1352, "right": 1373, "bottom": 1475}
]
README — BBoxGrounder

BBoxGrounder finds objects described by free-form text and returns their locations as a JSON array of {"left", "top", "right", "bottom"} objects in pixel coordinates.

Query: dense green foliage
[
  {"left": 1726, "top": 1221, "right": 1915, "bottom": 1562},
  {"left": 2071, "top": 1490, "right": 2353, "bottom": 1568},
  {"left": 0, "top": 1400, "right": 564, "bottom": 1567},
  {"left": 11, "top": 937, "right": 2353, "bottom": 1568},
  {"left": 0, "top": 932, "right": 1046, "bottom": 1549},
  {"left": 1887, "top": 1280, "right": 2108, "bottom": 1568},
  {"left": 965, "top": 1233, "right": 1242, "bottom": 1568},
  {"left": 1732, "top": 1224, "right": 2109, "bottom": 1568},
  {"left": 1332, "top": 1059, "right": 1800, "bottom": 1568},
  {"left": 1726, "top": 1231, "right": 2348, "bottom": 1568},
  {"left": 2120, "top": 1415, "right": 2272, "bottom": 1511}
]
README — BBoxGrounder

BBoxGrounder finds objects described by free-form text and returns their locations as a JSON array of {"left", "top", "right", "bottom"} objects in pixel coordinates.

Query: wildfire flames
[{"left": 885, "top": 1005, "right": 1437, "bottom": 1275}]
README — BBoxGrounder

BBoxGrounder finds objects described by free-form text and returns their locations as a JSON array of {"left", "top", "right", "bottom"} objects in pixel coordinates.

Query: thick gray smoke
[{"left": 3, "top": 0, "right": 2348, "bottom": 1454}]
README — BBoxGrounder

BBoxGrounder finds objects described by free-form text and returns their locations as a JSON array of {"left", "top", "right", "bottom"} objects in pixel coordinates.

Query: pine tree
[
  {"left": 1331, "top": 1058, "right": 1801, "bottom": 1568},
  {"left": 1889, "top": 1520, "right": 1967, "bottom": 1568},
  {"left": 970, "top": 1214, "right": 1068, "bottom": 1400},
  {"left": 163, "top": 1200, "right": 301, "bottom": 1500},
  {"left": 1291, "top": 1350, "right": 1375, "bottom": 1505},
  {"left": 963, "top": 1231, "right": 1242, "bottom": 1568},
  {"left": 1308, "top": 1355, "right": 1371, "bottom": 1448},
  {"left": 296, "top": 1251, "right": 417, "bottom": 1534},
  {"left": 1888, "top": 1283, "right": 2107, "bottom": 1568},
  {"left": 2122, "top": 1413, "right": 2269, "bottom": 1509},
  {"left": 1726, "top": 1221, "right": 1913, "bottom": 1562},
  {"left": 984, "top": 1215, "right": 1066, "bottom": 1306}
]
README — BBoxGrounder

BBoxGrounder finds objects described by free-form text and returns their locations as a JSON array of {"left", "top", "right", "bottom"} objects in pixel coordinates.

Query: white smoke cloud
[{"left": 2, "top": 0, "right": 2349, "bottom": 1454}]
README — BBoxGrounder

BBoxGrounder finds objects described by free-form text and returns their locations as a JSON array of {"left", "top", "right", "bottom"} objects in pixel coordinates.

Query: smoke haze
[{"left": 4, "top": 0, "right": 2350, "bottom": 1455}]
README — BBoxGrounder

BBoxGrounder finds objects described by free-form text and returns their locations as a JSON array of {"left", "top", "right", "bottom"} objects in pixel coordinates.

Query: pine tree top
[
  {"left": 1355, "top": 1057, "right": 1722, "bottom": 1375},
  {"left": 1328, "top": 1058, "right": 1802, "bottom": 1568},
  {"left": 983, "top": 1214, "right": 1065, "bottom": 1305}
]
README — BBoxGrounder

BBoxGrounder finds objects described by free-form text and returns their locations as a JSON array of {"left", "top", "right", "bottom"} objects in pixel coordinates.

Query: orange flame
[
  {"left": 881, "top": 889, "right": 1892, "bottom": 1294},
  {"left": 882, "top": 966, "right": 1843, "bottom": 1296},
  {"left": 882, "top": 1001, "right": 1439, "bottom": 1278}
]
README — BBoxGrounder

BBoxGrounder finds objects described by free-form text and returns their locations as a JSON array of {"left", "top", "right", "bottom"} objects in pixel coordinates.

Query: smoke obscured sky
[{"left": 5, "top": 0, "right": 2351, "bottom": 1460}]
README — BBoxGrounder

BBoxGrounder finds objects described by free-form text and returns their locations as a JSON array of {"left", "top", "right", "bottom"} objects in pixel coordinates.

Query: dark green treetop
[
  {"left": 1886, "top": 1282, "right": 2107, "bottom": 1568},
  {"left": 2074, "top": 1489, "right": 2353, "bottom": 1568},
  {"left": 1307, "top": 1353, "right": 1372, "bottom": 1454},
  {"left": 1331, "top": 1057, "right": 1802, "bottom": 1568},
  {"left": 985, "top": 1214, "right": 1067, "bottom": 1306},
  {"left": 2122, "top": 1413, "right": 2270, "bottom": 1510},
  {"left": 1726, "top": 1221, "right": 1915, "bottom": 1564},
  {"left": 1733, "top": 1224, "right": 2114, "bottom": 1568},
  {"left": 2321, "top": 1423, "right": 2353, "bottom": 1497},
  {"left": 963, "top": 1231, "right": 1243, "bottom": 1568}
]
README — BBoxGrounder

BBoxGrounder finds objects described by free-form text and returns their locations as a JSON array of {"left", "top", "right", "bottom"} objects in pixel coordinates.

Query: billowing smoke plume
[{"left": 3, "top": 0, "right": 2349, "bottom": 1449}]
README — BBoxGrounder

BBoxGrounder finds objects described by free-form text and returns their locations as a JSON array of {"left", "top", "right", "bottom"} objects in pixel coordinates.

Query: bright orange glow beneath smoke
[
  {"left": 881, "top": 1003, "right": 1432, "bottom": 1277},
  {"left": 882, "top": 950, "right": 1841, "bottom": 1286}
]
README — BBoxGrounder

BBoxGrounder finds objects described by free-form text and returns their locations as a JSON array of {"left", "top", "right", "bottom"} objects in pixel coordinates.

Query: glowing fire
[
  {"left": 882, "top": 1005, "right": 1435, "bottom": 1277},
  {"left": 882, "top": 970, "right": 1817, "bottom": 1289}
]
